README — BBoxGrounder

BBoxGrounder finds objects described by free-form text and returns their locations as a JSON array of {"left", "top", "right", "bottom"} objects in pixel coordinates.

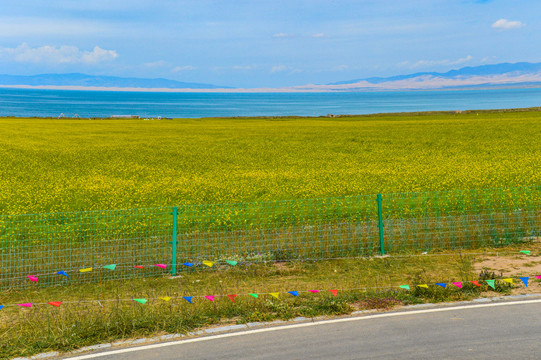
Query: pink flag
[
  {"left": 28, "top": 275, "right": 38, "bottom": 282},
  {"left": 452, "top": 282, "right": 463, "bottom": 289},
  {"left": 205, "top": 295, "right": 215, "bottom": 301},
  {"left": 18, "top": 303, "right": 32, "bottom": 308},
  {"left": 536, "top": 275, "right": 541, "bottom": 279},
  {"left": 309, "top": 290, "right": 319, "bottom": 293},
  {"left": 154, "top": 264, "right": 167, "bottom": 269}
]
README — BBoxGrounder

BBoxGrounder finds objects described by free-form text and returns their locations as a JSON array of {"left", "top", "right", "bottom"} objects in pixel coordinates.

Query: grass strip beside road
[{"left": 0, "top": 250, "right": 522, "bottom": 359}]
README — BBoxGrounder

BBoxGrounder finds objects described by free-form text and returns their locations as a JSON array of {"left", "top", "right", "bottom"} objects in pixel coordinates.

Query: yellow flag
[
  {"left": 160, "top": 297, "right": 171, "bottom": 302},
  {"left": 270, "top": 292, "right": 280, "bottom": 299},
  {"left": 417, "top": 284, "right": 429, "bottom": 288},
  {"left": 203, "top": 261, "right": 215, "bottom": 267},
  {"left": 79, "top": 267, "right": 93, "bottom": 273},
  {"left": 502, "top": 278, "right": 514, "bottom": 284}
]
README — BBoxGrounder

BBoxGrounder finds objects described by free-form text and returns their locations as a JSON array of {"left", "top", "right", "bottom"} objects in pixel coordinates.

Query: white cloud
[
  {"left": 410, "top": 55, "right": 473, "bottom": 69},
  {"left": 0, "top": 43, "right": 117, "bottom": 64},
  {"left": 232, "top": 65, "right": 255, "bottom": 70},
  {"left": 491, "top": 19, "right": 524, "bottom": 30},
  {"left": 171, "top": 65, "right": 197, "bottom": 72},
  {"left": 312, "top": 33, "right": 325, "bottom": 38},
  {"left": 272, "top": 33, "right": 294, "bottom": 38},
  {"left": 270, "top": 65, "right": 288, "bottom": 73}
]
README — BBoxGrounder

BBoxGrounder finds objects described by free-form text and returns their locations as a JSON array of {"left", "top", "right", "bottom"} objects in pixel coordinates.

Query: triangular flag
[
  {"left": 134, "top": 265, "right": 145, "bottom": 269},
  {"left": 520, "top": 277, "right": 529, "bottom": 287},
  {"left": 0, "top": 305, "right": 4, "bottom": 310},
  {"left": 309, "top": 290, "right": 319, "bottom": 293},
  {"left": 227, "top": 294, "right": 237, "bottom": 302},
  {"left": 56, "top": 271, "right": 69, "bottom": 277},
  {"left": 79, "top": 268, "right": 92, "bottom": 273},
  {"left": 435, "top": 283, "right": 447, "bottom": 288},
  {"left": 417, "top": 284, "right": 428, "bottom": 288},
  {"left": 399, "top": 285, "right": 410, "bottom": 290},
  {"left": 288, "top": 291, "right": 299, "bottom": 297},
  {"left": 133, "top": 298, "right": 147, "bottom": 304},
  {"left": 536, "top": 275, "right": 541, "bottom": 279},
  {"left": 48, "top": 302, "right": 62, "bottom": 307},
  {"left": 329, "top": 289, "right": 338, "bottom": 297},
  {"left": 154, "top": 264, "right": 167, "bottom": 269},
  {"left": 28, "top": 275, "right": 38, "bottom": 282},
  {"left": 452, "top": 282, "right": 463, "bottom": 289},
  {"left": 183, "top": 296, "right": 193, "bottom": 304},
  {"left": 520, "top": 250, "right": 531, "bottom": 255},
  {"left": 470, "top": 280, "right": 481, "bottom": 287},
  {"left": 270, "top": 292, "right": 280, "bottom": 299},
  {"left": 205, "top": 295, "right": 215, "bottom": 301},
  {"left": 160, "top": 297, "right": 171, "bottom": 302},
  {"left": 486, "top": 279, "right": 496, "bottom": 289},
  {"left": 183, "top": 262, "right": 194, "bottom": 267},
  {"left": 18, "top": 303, "right": 32, "bottom": 308},
  {"left": 103, "top": 264, "right": 116, "bottom": 271},
  {"left": 225, "top": 260, "right": 238, "bottom": 266},
  {"left": 249, "top": 293, "right": 258, "bottom": 298},
  {"left": 203, "top": 261, "right": 215, "bottom": 267},
  {"left": 502, "top": 278, "right": 514, "bottom": 284}
]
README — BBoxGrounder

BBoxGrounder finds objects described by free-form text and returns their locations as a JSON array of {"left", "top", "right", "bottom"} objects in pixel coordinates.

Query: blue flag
[
  {"left": 0, "top": 305, "right": 4, "bottom": 310},
  {"left": 57, "top": 271, "right": 69, "bottom": 277},
  {"left": 183, "top": 263, "right": 194, "bottom": 267},
  {"left": 520, "top": 277, "right": 529, "bottom": 287},
  {"left": 183, "top": 296, "right": 193, "bottom": 304},
  {"left": 288, "top": 291, "right": 299, "bottom": 297},
  {"left": 435, "top": 283, "right": 447, "bottom": 288}
]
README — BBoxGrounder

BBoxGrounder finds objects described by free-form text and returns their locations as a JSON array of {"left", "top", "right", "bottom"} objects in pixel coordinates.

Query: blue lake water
[{"left": 0, "top": 87, "right": 540, "bottom": 118}]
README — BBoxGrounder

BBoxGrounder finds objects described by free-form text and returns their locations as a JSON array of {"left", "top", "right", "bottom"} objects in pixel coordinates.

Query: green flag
[
  {"left": 103, "top": 264, "right": 117, "bottom": 270},
  {"left": 249, "top": 293, "right": 258, "bottom": 298},
  {"left": 399, "top": 285, "right": 410, "bottom": 290},
  {"left": 486, "top": 280, "right": 495, "bottom": 289},
  {"left": 520, "top": 250, "right": 531, "bottom": 255},
  {"left": 226, "top": 260, "right": 238, "bottom": 266},
  {"left": 133, "top": 298, "right": 147, "bottom": 304}
]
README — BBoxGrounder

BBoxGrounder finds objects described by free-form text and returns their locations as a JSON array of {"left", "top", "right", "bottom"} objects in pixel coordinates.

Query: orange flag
[
  {"left": 227, "top": 294, "right": 238, "bottom": 302},
  {"left": 48, "top": 301, "right": 62, "bottom": 307},
  {"left": 329, "top": 289, "right": 338, "bottom": 297}
]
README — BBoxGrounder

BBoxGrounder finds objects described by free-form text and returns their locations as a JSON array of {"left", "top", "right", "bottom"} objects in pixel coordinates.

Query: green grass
[
  {"left": 1, "top": 110, "right": 540, "bottom": 214},
  {"left": 1, "top": 253, "right": 500, "bottom": 359}
]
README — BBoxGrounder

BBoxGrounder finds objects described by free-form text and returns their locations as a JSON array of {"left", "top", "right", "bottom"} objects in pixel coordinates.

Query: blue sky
[{"left": 0, "top": 0, "right": 538, "bottom": 87}]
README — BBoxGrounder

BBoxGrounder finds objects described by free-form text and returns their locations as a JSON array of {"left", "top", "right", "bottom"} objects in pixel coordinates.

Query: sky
[{"left": 0, "top": 0, "right": 539, "bottom": 88}]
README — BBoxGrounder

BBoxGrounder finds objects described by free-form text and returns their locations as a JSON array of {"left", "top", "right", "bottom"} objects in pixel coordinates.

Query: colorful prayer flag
[
  {"left": 203, "top": 261, "right": 215, "bottom": 267},
  {"left": 249, "top": 293, "right": 258, "bottom": 298},
  {"left": 399, "top": 285, "right": 410, "bottom": 290},
  {"left": 183, "top": 262, "right": 194, "bottom": 267},
  {"left": 520, "top": 277, "right": 529, "bottom": 287},
  {"left": 329, "top": 289, "right": 338, "bottom": 297},
  {"left": 28, "top": 275, "right": 38, "bottom": 282},
  {"left": 18, "top": 303, "right": 32, "bottom": 308},
  {"left": 520, "top": 250, "right": 531, "bottom": 255},
  {"left": 134, "top": 265, "right": 145, "bottom": 269},
  {"left": 205, "top": 295, "right": 215, "bottom": 301},
  {"left": 417, "top": 284, "right": 428, "bottom": 289},
  {"left": 133, "top": 299, "right": 147, "bottom": 304},
  {"left": 309, "top": 290, "right": 319, "bottom": 293},
  {"left": 48, "top": 302, "right": 62, "bottom": 307},
  {"left": 79, "top": 268, "right": 93, "bottom": 273},
  {"left": 435, "top": 283, "right": 447, "bottom": 288},
  {"left": 502, "top": 278, "right": 514, "bottom": 284},
  {"left": 288, "top": 291, "right": 299, "bottom": 297},
  {"left": 227, "top": 294, "right": 238, "bottom": 302},
  {"left": 536, "top": 275, "right": 541, "bottom": 279},
  {"left": 103, "top": 264, "right": 117, "bottom": 271},
  {"left": 486, "top": 279, "right": 496, "bottom": 289},
  {"left": 0, "top": 305, "right": 3, "bottom": 310},
  {"left": 56, "top": 271, "right": 69, "bottom": 277},
  {"left": 452, "top": 282, "right": 463, "bottom": 289},
  {"left": 160, "top": 297, "right": 171, "bottom": 302},
  {"left": 183, "top": 296, "right": 193, "bottom": 304},
  {"left": 225, "top": 260, "right": 238, "bottom": 266},
  {"left": 154, "top": 264, "right": 167, "bottom": 269},
  {"left": 470, "top": 280, "right": 481, "bottom": 287},
  {"left": 270, "top": 292, "right": 280, "bottom": 299}
]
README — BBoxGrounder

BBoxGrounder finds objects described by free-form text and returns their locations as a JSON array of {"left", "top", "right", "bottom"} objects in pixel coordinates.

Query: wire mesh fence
[{"left": 1, "top": 185, "right": 540, "bottom": 290}]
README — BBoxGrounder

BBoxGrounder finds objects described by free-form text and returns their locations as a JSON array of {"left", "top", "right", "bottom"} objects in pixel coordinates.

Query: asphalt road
[{"left": 68, "top": 299, "right": 541, "bottom": 360}]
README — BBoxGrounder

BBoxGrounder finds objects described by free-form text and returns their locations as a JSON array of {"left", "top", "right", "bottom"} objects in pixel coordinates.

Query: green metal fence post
[
  {"left": 376, "top": 194, "right": 385, "bottom": 255},
  {"left": 171, "top": 207, "right": 178, "bottom": 275}
]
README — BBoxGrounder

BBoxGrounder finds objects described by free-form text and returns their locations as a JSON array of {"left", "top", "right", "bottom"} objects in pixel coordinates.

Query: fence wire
[{"left": 1, "top": 186, "right": 540, "bottom": 290}]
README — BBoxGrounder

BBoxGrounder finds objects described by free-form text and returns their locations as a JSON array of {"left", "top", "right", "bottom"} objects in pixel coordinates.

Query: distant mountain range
[
  {"left": 0, "top": 73, "right": 226, "bottom": 89},
  {"left": 1, "top": 62, "right": 541, "bottom": 92}
]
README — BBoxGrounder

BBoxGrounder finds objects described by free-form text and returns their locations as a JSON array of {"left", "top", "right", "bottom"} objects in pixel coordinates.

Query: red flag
[
  {"left": 48, "top": 301, "right": 62, "bottom": 307},
  {"left": 134, "top": 265, "right": 145, "bottom": 269},
  {"left": 329, "top": 289, "right": 338, "bottom": 297},
  {"left": 470, "top": 280, "right": 481, "bottom": 287},
  {"left": 227, "top": 294, "right": 238, "bottom": 302}
]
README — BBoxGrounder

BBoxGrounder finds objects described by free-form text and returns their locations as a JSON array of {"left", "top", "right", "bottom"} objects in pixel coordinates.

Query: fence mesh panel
[{"left": 1, "top": 186, "right": 540, "bottom": 290}]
